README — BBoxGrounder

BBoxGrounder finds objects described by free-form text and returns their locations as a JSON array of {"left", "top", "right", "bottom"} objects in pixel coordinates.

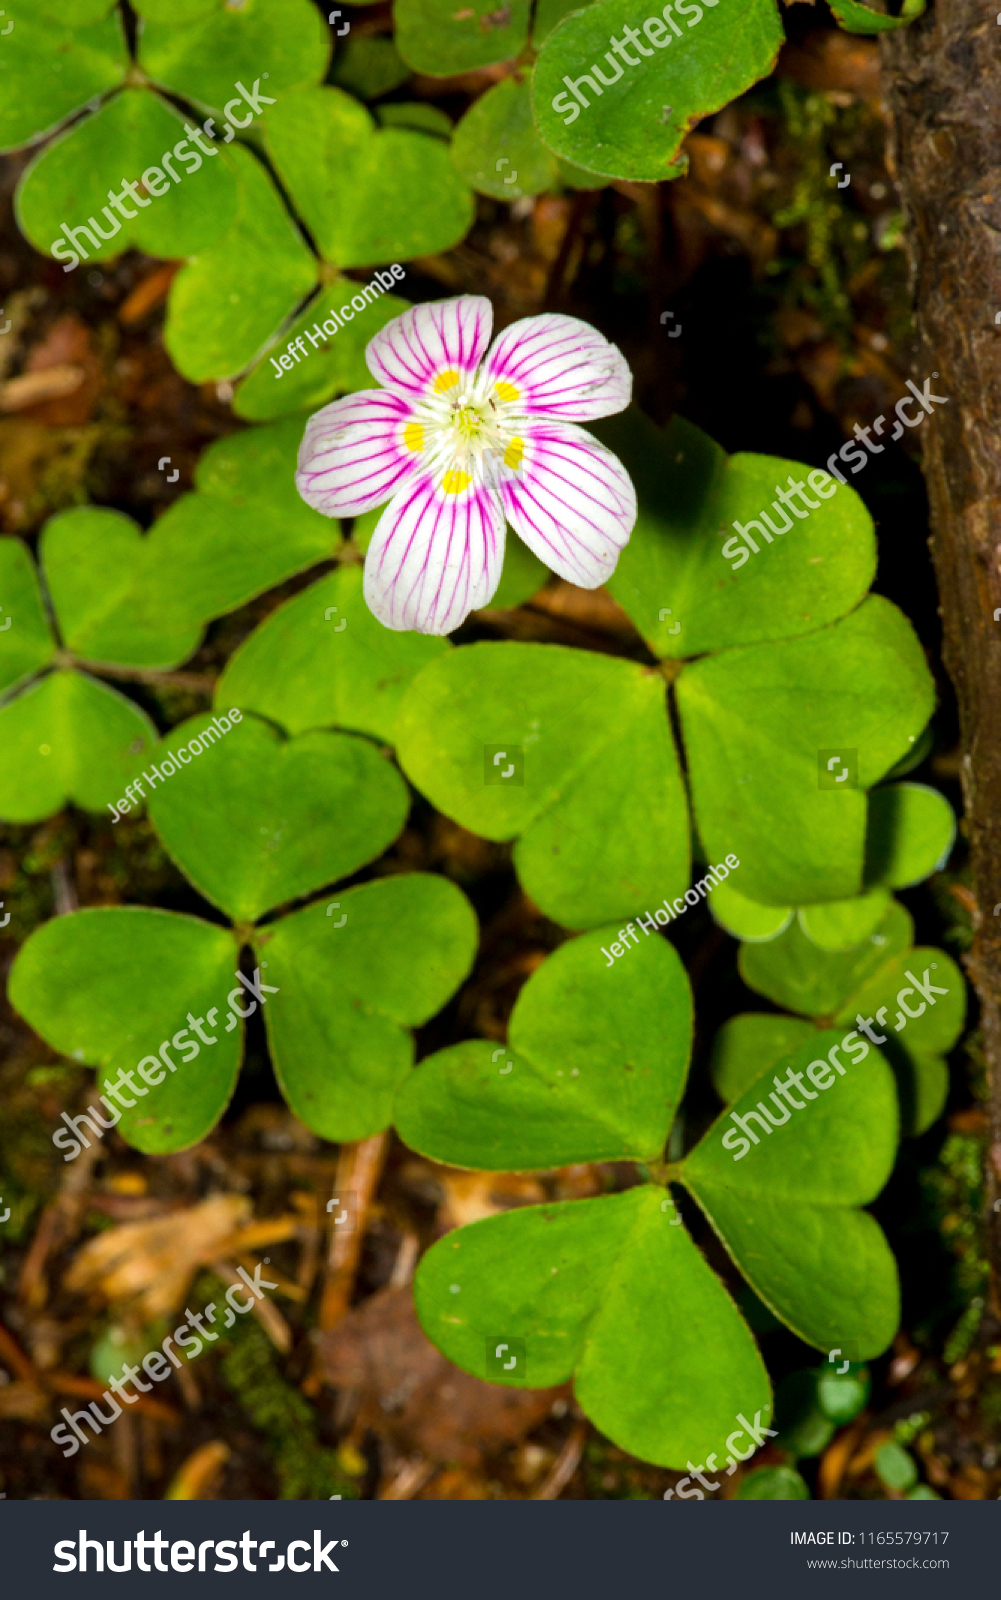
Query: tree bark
[{"left": 881, "top": 4, "right": 1001, "bottom": 1281}]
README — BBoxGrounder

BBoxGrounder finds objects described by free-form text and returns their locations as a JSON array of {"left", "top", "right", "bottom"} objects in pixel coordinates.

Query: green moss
[
  {"left": 219, "top": 1315, "right": 356, "bottom": 1501},
  {"left": 929, "top": 868, "right": 974, "bottom": 958},
  {"left": 920, "top": 1131, "right": 988, "bottom": 1362},
  {"left": 753, "top": 79, "right": 907, "bottom": 354}
]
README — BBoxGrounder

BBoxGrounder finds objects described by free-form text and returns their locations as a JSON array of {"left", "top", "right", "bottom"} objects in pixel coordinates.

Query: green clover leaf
[
  {"left": 827, "top": 0, "right": 925, "bottom": 34},
  {"left": 404, "top": 926, "right": 900, "bottom": 1462},
  {"left": 15, "top": 86, "right": 240, "bottom": 266},
  {"left": 532, "top": 0, "right": 783, "bottom": 183},
  {"left": 0, "top": 670, "right": 155, "bottom": 824},
  {"left": 9, "top": 907, "right": 242, "bottom": 1152},
  {"left": 0, "top": 3, "right": 127, "bottom": 154},
  {"left": 136, "top": 0, "right": 330, "bottom": 109},
  {"left": 264, "top": 875, "right": 478, "bottom": 1140},
  {"left": 145, "top": 418, "right": 335, "bottom": 619},
  {"left": 451, "top": 77, "right": 558, "bottom": 200},
  {"left": 262, "top": 85, "right": 474, "bottom": 269},
  {"left": 739, "top": 907, "right": 965, "bottom": 1136},
  {"left": 392, "top": 409, "right": 932, "bottom": 924},
  {"left": 9, "top": 715, "right": 477, "bottom": 1149},
  {"left": 397, "top": 641, "right": 689, "bottom": 929},
  {"left": 599, "top": 411, "right": 876, "bottom": 658},
  {"left": 681, "top": 1030, "right": 900, "bottom": 1358},
  {"left": 232, "top": 281, "right": 411, "bottom": 423},
  {"left": 394, "top": 0, "right": 531, "bottom": 75},
  {"left": 678, "top": 597, "right": 934, "bottom": 905},
  {"left": 414, "top": 1187, "right": 770, "bottom": 1468},
  {"left": 163, "top": 143, "right": 317, "bottom": 382},
  {"left": 217, "top": 566, "right": 449, "bottom": 745},
  {"left": 0, "top": 536, "right": 56, "bottom": 695},
  {"left": 396, "top": 927, "right": 692, "bottom": 1168},
  {"left": 146, "top": 712, "right": 409, "bottom": 924},
  {"left": 41, "top": 507, "right": 202, "bottom": 669}
]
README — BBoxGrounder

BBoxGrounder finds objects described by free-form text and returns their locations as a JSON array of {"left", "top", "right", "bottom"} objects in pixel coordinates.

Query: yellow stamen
[
  {"left": 494, "top": 381, "right": 520, "bottom": 402},
  {"left": 434, "top": 370, "right": 460, "bottom": 393},
  {"left": 442, "top": 469, "right": 472, "bottom": 495},
  {"left": 503, "top": 437, "right": 524, "bottom": 471},
  {"left": 403, "top": 421, "right": 424, "bottom": 453}
]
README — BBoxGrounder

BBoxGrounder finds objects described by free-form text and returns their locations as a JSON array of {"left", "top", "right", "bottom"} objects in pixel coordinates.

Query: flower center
[
  {"left": 410, "top": 373, "right": 524, "bottom": 489},
  {"left": 453, "top": 405, "right": 484, "bottom": 444},
  {"left": 437, "top": 391, "right": 507, "bottom": 474}
]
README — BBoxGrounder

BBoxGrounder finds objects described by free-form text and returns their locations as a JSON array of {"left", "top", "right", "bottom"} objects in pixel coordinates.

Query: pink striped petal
[
  {"left": 366, "top": 296, "right": 493, "bottom": 404},
  {"left": 479, "top": 314, "right": 631, "bottom": 421},
  {"left": 364, "top": 472, "right": 505, "bottom": 635},
  {"left": 499, "top": 422, "right": 636, "bottom": 588},
  {"left": 296, "top": 389, "right": 419, "bottom": 518}
]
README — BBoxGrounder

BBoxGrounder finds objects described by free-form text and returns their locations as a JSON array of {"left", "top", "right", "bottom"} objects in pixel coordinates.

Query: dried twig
[
  {"left": 222, "top": 1217, "right": 299, "bottom": 1256},
  {"left": 533, "top": 1419, "right": 588, "bottom": 1500},
  {"left": 388, "top": 1232, "right": 420, "bottom": 1290},
  {"left": 0, "top": 1381, "right": 50, "bottom": 1422},
  {"left": 0, "top": 365, "right": 84, "bottom": 411},
  {"left": 232, "top": 1251, "right": 306, "bottom": 1303},
  {"left": 172, "top": 1353, "right": 201, "bottom": 1411},
  {"left": 17, "top": 1137, "right": 101, "bottom": 1310},
  {"left": 118, "top": 262, "right": 181, "bottom": 326},
  {"left": 113, "top": 1411, "right": 140, "bottom": 1498},
  {"left": 377, "top": 1455, "right": 438, "bottom": 1501},
  {"left": 290, "top": 1192, "right": 321, "bottom": 1299},
  {"left": 0, "top": 1321, "right": 36, "bottom": 1383},
  {"left": 48, "top": 1372, "right": 181, "bottom": 1425},
  {"left": 818, "top": 1418, "right": 867, "bottom": 1499},
  {"left": 50, "top": 857, "right": 78, "bottom": 916},
  {"left": 318, "top": 1133, "right": 388, "bottom": 1332},
  {"left": 301, "top": 1134, "right": 388, "bottom": 1398},
  {"left": 209, "top": 1259, "right": 292, "bottom": 1354}
]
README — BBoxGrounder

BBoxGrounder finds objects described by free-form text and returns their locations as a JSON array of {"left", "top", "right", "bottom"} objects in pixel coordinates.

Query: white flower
[{"left": 295, "top": 295, "right": 638, "bottom": 634}]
